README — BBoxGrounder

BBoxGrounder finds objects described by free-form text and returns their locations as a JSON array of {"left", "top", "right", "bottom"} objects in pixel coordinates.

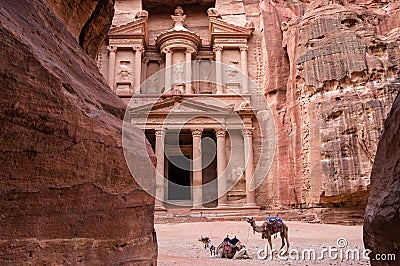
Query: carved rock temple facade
[
  {"left": 97, "top": 1, "right": 262, "bottom": 212},
  {"left": 97, "top": 0, "right": 400, "bottom": 213}
]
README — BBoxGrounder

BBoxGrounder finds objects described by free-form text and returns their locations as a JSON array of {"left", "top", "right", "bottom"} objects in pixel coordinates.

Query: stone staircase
[{"left": 155, "top": 207, "right": 365, "bottom": 225}]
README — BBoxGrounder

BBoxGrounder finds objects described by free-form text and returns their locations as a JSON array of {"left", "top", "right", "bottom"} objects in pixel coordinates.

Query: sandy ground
[{"left": 156, "top": 220, "right": 370, "bottom": 266}]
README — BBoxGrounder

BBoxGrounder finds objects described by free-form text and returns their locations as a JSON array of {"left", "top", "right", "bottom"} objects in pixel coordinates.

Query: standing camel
[{"left": 246, "top": 217, "right": 289, "bottom": 255}]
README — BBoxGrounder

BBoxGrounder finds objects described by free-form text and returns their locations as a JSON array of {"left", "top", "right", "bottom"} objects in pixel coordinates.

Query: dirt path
[{"left": 156, "top": 220, "right": 370, "bottom": 265}]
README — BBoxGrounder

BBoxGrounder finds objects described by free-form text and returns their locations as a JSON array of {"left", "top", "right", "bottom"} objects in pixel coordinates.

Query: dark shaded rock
[
  {"left": 47, "top": 0, "right": 114, "bottom": 58},
  {"left": 0, "top": 0, "right": 157, "bottom": 264},
  {"left": 364, "top": 93, "right": 400, "bottom": 265}
]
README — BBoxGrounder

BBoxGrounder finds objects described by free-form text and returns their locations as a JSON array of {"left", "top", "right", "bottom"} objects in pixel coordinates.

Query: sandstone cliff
[
  {"left": 0, "top": 0, "right": 157, "bottom": 264},
  {"left": 47, "top": 0, "right": 115, "bottom": 58},
  {"left": 253, "top": 0, "right": 400, "bottom": 209},
  {"left": 364, "top": 91, "right": 400, "bottom": 265}
]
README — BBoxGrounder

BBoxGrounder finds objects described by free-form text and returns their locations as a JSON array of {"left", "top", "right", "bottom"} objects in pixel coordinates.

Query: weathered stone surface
[
  {"left": 255, "top": 0, "right": 400, "bottom": 208},
  {"left": 364, "top": 93, "right": 400, "bottom": 265},
  {"left": 47, "top": 0, "right": 114, "bottom": 58},
  {"left": 0, "top": 0, "right": 156, "bottom": 264}
]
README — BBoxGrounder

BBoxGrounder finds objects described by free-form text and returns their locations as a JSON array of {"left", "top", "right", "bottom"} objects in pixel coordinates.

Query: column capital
[
  {"left": 215, "top": 128, "right": 226, "bottom": 138},
  {"left": 162, "top": 47, "right": 172, "bottom": 54},
  {"left": 191, "top": 128, "right": 203, "bottom": 137},
  {"left": 155, "top": 128, "right": 166, "bottom": 137},
  {"left": 241, "top": 128, "right": 254, "bottom": 137},
  {"left": 107, "top": 46, "right": 117, "bottom": 53},
  {"left": 213, "top": 45, "right": 223, "bottom": 52},
  {"left": 133, "top": 45, "right": 145, "bottom": 53},
  {"left": 239, "top": 45, "right": 248, "bottom": 52},
  {"left": 186, "top": 47, "right": 196, "bottom": 54}
]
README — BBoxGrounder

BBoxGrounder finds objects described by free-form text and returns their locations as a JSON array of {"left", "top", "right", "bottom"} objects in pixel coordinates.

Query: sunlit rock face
[
  {"left": 0, "top": 0, "right": 157, "bottom": 264},
  {"left": 255, "top": 0, "right": 400, "bottom": 209}
]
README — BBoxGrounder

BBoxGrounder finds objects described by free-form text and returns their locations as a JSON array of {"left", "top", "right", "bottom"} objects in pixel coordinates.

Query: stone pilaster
[
  {"left": 213, "top": 45, "right": 224, "bottom": 94},
  {"left": 107, "top": 46, "right": 117, "bottom": 90},
  {"left": 239, "top": 45, "right": 249, "bottom": 94},
  {"left": 242, "top": 128, "right": 256, "bottom": 206},
  {"left": 192, "top": 129, "right": 203, "bottom": 208},
  {"left": 215, "top": 128, "right": 228, "bottom": 207},
  {"left": 163, "top": 48, "right": 172, "bottom": 92},
  {"left": 185, "top": 48, "right": 194, "bottom": 94},
  {"left": 133, "top": 45, "right": 144, "bottom": 92},
  {"left": 155, "top": 128, "right": 166, "bottom": 209}
]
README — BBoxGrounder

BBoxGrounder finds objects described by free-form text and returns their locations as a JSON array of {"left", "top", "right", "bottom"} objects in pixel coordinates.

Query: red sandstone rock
[
  {"left": 364, "top": 95, "right": 400, "bottom": 265},
  {"left": 0, "top": 0, "right": 157, "bottom": 264},
  {"left": 47, "top": 0, "right": 114, "bottom": 58},
  {"left": 255, "top": 0, "right": 400, "bottom": 208}
]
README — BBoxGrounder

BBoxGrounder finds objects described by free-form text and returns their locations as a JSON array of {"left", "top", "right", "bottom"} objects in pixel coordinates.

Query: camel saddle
[{"left": 266, "top": 216, "right": 283, "bottom": 233}]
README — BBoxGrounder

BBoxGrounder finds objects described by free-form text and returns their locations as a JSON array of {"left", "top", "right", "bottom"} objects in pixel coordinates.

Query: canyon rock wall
[
  {"left": 364, "top": 92, "right": 400, "bottom": 265},
  {"left": 47, "top": 0, "right": 115, "bottom": 58},
  {"left": 0, "top": 0, "right": 157, "bottom": 264},
  {"left": 253, "top": 0, "right": 400, "bottom": 208}
]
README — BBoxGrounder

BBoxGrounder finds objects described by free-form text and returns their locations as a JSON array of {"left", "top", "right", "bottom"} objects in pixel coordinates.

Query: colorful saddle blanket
[{"left": 267, "top": 216, "right": 283, "bottom": 233}]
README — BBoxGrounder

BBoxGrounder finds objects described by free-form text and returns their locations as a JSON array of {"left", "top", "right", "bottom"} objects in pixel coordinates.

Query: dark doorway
[{"left": 168, "top": 155, "right": 191, "bottom": 200}]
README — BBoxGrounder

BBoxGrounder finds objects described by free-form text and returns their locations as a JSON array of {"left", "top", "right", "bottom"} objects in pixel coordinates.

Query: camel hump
[{"left": 267, "top": 216, "right": 283, "bottom": 224}]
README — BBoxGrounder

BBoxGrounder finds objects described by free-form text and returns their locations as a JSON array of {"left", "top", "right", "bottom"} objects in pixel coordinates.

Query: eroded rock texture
[
  {"left": 364, "top": 94, "right": 400, "bottom": 264},
  {"left": 47, "top": 0, "right": 115, "bottom": 58},
  {"left": 254, "top": 0, "right": 400, "bottom": 208},
  {"left": 0, "top": 0, "right": 157, "bottom": 264}
]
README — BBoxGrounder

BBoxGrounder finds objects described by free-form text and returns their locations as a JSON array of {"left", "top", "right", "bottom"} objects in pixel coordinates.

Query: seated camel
[
  {"left": 198, "top": 236, "right": 249, "bottom": 259},
  {"left": 246, "top": 216, "right": 289, "bottom": 255},
  {"left": 198, "top": 236, "right": 219, "bottom": 257}
]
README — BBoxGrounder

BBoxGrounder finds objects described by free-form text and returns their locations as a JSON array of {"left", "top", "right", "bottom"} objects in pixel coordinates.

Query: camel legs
[
  {"left": 280, "top": 225, "right": 289, "bottom": 255},
  {"left": 280, "top": 231, "right": 285, "bottom": 250},
  {"left": 233, "top": 247, "right": 249, "bottom": 260},
  {"left": 267, "top": 235, "right": 273, "bottom": 251}
]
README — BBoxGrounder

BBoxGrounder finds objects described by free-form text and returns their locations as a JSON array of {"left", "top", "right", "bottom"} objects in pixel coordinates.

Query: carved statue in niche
[
  {"left": 199, "top": 61, "right": 212, "bottom": 93},
  {"left": 173, "top": 64, "right": 184, "bottom": 83},
  {"left": 147, "top": 75, "right": 159, "bottom": 94},
  {"left": 117, "top": 60, "right": 132, "bottom": 81},
  {"left": 231, "top": 166, "right": 245, "bottom": 182},
  {"left": 226, "top": 61, "right": 239, "bottom": 81}
]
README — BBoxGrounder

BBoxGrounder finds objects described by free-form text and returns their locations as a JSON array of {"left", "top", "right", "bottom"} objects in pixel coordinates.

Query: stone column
[
  {"left": 240, "top": 45, "right": 249, "bottom": 94},
  {"left": 155, "top": 128, "right": 166, "bottom": 209},
  {"left": 107, "top": 46, "right": 117, "bottom": 90},
  {"left": 242, "top": 128, "right": 256, "bottom": 206},
  {"left": 185, "top": 48, "right": 193, "bottom": 94},
  {"left": 213, "top": 45, "right": 223, "bottom": 94},
  {"left": 133, "top": 45, "right": 144, "bottom": 92},
  {"left": 192, "top": 129, "right": 203, "bottom": 208},
  {"left": 215, "top": 128, "right": 228, "bottom": 207},
  {"left": 164, "top": 48, "right": 172, "bottom": 92}
]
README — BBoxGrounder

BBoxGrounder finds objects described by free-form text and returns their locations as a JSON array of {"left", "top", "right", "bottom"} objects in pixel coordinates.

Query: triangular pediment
[
  {"left": 109, "top": 18, "right": 148, "bottom": 37},
  {"left": 129, "top": 96, "right": 234, "bottom": 116},
  {"left": 209, "top": 18, "right": 253, "bottom": 36}
]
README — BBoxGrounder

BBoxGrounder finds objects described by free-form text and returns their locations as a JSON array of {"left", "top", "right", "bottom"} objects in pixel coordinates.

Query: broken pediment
[
  {"left": 109, "top": 14, "right": 148, "bottom": 45},
  {"left": 209, "top": 17, "right": 254, "bottom": 46}
]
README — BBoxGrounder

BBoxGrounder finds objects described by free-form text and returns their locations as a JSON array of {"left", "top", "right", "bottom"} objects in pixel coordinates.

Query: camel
[
  {"left": 246, "top": 217, "right": 289, "bottom": 255},
  {"left": 198, "top": 236, "right": 249, "bottom": 259},
  {"left": 198, "top": 236, "right": 220, "bottom": 257}
]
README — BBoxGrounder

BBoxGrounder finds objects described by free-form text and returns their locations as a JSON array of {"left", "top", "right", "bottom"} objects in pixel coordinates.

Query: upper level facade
[{"left": 96, "top": 0, "right": 256, "bottom": 105}]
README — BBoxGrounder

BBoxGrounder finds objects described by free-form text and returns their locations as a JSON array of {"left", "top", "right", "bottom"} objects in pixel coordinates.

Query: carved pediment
[
  {"left": 209, "top": 17, "right": 253, "bottom": 45},
  {"left": 130, "top": 97, "right": 234, "bottom": 117},
  {"left": 109, "top": 15, "right": 148, "bottom": 45}
]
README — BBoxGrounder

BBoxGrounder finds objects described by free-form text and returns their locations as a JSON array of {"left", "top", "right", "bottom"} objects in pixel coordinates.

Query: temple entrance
[{"left": 167, "top": 155, "right": 191, "bottom": 200}]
